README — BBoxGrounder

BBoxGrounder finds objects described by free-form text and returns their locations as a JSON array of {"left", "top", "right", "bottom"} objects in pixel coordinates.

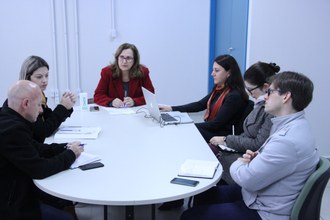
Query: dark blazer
[
  {"left": 94, "top": 65, "right": 155, "bottom": 107},
  {"left": 2, "top": 98, "right": 73, "bottom": 143},
  {"left": 219, "top": 100, "right": 273, "bottom": 184},
  {"left": 172, "top": 89, "right": 248, "bottom": 141},
  {"left": 0, "top": 107, "right": 76, "bottom": 220}
]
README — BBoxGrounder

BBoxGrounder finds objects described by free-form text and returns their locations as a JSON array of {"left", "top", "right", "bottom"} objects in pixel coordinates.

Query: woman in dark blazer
[
  {"left": 209, "top": 62, "right": 281, "bottom": 184},
  {"left": 160, "top": 54, "right": 249, "bottom": 142},
  {"left": 158, "top": 55, "right": 249, "bottom": 210},
  {"left": 94, "top": 43, "right": 155, "bottom": 107}
]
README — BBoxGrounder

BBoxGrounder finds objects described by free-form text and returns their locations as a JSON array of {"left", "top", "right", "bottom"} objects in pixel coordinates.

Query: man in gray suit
[{"left": 181, "top": 71, "right": 319, "bottom": 220}]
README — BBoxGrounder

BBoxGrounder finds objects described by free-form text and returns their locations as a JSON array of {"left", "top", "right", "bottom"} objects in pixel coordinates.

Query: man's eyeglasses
[
  {"left": 266, "top": 88, "right": 281, "bottom": 96},
  {"left": 246, "top": 84, "right": 263, "bottom": 94},
  {"left": 118, "top": 55, "right": 134, "bottom": 63}
]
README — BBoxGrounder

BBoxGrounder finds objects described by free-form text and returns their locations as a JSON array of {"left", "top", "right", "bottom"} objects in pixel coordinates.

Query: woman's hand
[
  {"left": 60, "top": 92, "right": 76, "bottom": 110},
  {"left": 123, "top": 97, "right": 134, "bottom": 107},
  {"left": 159, "top": 105, "right": 172, "bottom": 112},
  {"left": 209, "top": 136, "right": 225, "bottom": 145},
  {"left": 112, "top": 98, "right": 125, "bottom": 108}
]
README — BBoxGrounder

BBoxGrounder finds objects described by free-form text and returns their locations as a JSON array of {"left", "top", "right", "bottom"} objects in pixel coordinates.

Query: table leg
[
  {"left": 151, "top": 204, "right": 155, "bottom": 220},
  {"left": 125, "top": 205, "right": 134, "bottom": 220},
  {"left": 104, "top": 205, "right": 108, "bottom": 220}
]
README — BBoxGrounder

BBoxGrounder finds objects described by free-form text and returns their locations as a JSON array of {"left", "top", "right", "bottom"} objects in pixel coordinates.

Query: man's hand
[
  {"left": 66, "top": 141, "right": 84, "bottom": 158},
  {"left": 239, "top": 149, "right": 258, "bottom": 164}
]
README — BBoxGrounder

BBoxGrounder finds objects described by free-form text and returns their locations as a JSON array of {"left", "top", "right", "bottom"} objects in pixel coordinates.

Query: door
[{"left": 209, "top": 0, "right": 249, "bottom": 91}]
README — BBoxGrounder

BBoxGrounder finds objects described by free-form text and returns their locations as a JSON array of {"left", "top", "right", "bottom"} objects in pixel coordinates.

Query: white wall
[
  {"left": 1, "top": 0, "right": 329, "bottom": 156},
  {"left": 247, "top": 0, "right": 330, "bottom": 156},
  {"left": 0, "top": 0, "right": 210, "bottom": 107}
]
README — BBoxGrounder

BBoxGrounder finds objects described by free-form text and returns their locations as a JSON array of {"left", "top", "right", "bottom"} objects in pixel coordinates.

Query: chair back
[
  {"left": 291, "top": 157, "right": 330, "bottom": 220},
  {"left": 235, "top": 100, "right": 254, "bottom": 135}
]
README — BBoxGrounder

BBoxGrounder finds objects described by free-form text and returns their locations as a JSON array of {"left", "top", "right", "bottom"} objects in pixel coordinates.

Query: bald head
[{"left": 8, "top": 80, "right": 43, "bottom": 122}]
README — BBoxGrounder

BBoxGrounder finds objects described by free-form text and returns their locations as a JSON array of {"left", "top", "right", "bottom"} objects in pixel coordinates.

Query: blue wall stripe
[{"left": 208, "top": 0, "right": 217, "bottom": 92}]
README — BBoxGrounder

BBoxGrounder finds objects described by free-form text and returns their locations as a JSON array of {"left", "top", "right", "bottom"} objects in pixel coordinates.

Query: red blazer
[{"left": 94, "top": 65, "right": 155, "bottom": 107}]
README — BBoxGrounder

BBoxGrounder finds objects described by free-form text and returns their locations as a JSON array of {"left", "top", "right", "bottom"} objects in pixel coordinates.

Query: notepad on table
[
  {"left": 178, "top": 159, "right": 219, "bottom": 179},
  {"left": 54, "top": 126, "right": 102, "bottom": 139},
  {"left": 70, "top": 152, "right": 101, "bottom": 169},
  {"left": 104, "top": 107, "right": 136, "bottom": 115}
]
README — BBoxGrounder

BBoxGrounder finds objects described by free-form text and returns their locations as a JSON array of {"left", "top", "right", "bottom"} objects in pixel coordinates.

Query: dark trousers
[
  {"left": 40, "top": 203, "right": 74, "bottom": 220},
  {"left": 181, "top": 184, "right": 262, "bottom": 220}
]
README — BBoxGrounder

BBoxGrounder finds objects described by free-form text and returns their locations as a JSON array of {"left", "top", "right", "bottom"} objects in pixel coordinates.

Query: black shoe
[{"left": 158, "top": 199, "right": 184, "bottom": 211}]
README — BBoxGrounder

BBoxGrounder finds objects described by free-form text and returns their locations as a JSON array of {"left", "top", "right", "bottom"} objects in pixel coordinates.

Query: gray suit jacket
[{"left": 219, "top": 100, "right": 273, "bottom": 184}]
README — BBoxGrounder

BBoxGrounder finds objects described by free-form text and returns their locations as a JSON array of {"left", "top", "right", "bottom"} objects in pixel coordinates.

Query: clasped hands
[
  {"left": 60, "top": 92, "right": 76, "bottom": 110},
  {"left": 112, "top": 97, "right": 134, "bottom": 108}
]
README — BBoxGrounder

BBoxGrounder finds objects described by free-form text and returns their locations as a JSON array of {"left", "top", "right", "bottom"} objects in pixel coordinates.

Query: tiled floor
[
  {"left": 75, "top": 182, "right": 330, "bottom": 220},
  {"left": 75, "top": 199, "right": 186, "bottom": 220}
]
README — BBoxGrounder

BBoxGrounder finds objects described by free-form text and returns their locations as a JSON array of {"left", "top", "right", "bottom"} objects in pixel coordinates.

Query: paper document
[
  {"left": 103, "top": 107, "right": 136, "bottom": 115},
  {"left": 218, "top": 144, "right": 238, "bottom": 152},
  {"left": 178, "top": 159, "right": 219, "bottom": 179},
  {"left": 70, "top": 152, "right": 101, "bottom": 169},
  {"left": 54, "top": 126, "right": 102, "bottom": 139}
]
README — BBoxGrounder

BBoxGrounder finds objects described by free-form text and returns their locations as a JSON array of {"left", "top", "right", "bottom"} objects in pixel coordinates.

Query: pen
[
  {"left": 65, "top": 143, "right": 86, "bottom": 149},
  {"left": 123, "top": 90, "right": 128, "bottom": 108},
  {"left": 60, "top": 129, "right": 80, "bottom": 132},
  {"left": 232, "top": 125, "right": 235, "bottom": 135}
]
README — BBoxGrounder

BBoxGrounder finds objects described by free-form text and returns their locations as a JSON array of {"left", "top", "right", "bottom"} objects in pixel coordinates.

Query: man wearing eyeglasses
[{"left": 181, "top": 71, "right": 319, "bottom": 220}]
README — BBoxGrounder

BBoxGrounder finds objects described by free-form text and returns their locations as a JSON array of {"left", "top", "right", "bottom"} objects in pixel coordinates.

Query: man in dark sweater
[{"left": 0, "top": 80, "right": 84, "bottom": 220}]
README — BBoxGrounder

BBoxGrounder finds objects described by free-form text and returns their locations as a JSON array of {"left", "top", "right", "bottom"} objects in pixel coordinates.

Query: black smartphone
[
  {"left": 79, "top": 162, "right": 104, "bottom": 171},
  {"left": 170, "top": 177, "right": 199, "bottom": 187},
  {"left": 89, "top": 106, "right": 100, "bottom": 112}
]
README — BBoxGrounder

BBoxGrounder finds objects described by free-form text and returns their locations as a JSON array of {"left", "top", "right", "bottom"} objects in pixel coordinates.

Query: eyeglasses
[
  {"left": 266, "top": 88, "right": 281, "bottom": 96},
  {"left": 246, "top": 84, "right": 263, "bottom": 94},
  {"left": 118, "top": 55, "right": 134, "bottom": 63}
]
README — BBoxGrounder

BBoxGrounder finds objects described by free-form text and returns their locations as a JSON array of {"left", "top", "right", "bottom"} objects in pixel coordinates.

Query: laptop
[{"left": 142, "top": 87, "right": 193, "bottom": 125}]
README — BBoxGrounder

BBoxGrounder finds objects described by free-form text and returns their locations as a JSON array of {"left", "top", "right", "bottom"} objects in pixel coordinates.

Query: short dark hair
[{"left": 271, "top": 71, "right": 314, "bottom": 111}]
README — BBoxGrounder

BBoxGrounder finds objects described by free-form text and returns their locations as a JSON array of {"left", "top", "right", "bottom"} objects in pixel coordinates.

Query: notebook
[
  {"left": 142, "top": 87, "right": 193, "bottom": 125},
  {"left": 178, "top": 159, "right": 219, "bottom": 179}
]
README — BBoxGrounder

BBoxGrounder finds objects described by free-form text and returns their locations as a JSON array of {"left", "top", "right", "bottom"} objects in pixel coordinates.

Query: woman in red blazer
[{"left": 94, "top": 43, "right": 155, "bottom": 107}]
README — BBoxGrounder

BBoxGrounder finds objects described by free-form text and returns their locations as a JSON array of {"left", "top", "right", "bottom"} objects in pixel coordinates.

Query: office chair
[
  {"left": 291, "top": 156, "right": 330, "bottom": 220},
  {"left": 235, "top": 100, "right": 254, "bottom": 135}
]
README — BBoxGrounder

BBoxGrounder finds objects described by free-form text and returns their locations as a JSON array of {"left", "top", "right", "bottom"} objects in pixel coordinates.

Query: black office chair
[
  {"left": 291, "top": 156, "right": 330, "bottom": 220},
  {"left": 235, "top": 100, "right": 254, "bottom": 135}
]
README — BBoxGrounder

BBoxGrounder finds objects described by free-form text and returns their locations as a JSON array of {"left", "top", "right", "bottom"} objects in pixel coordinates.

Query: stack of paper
[
  {"left": 178, "top": 159, "right": 219, "bottom": 179},
  {"left": 70, "top": 152, "right": 101, "bottom": 169},
  {"left": 104, "top": 107, "right": 136, "bottom": 115},
  {"left": 54, "top": 126, "right": 102, "bottom": 139}
]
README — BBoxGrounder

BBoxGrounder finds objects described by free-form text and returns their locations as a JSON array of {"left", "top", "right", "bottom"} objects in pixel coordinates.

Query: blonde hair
[{"left": 19, "top": 56, "right": 49, "bottom": 80}]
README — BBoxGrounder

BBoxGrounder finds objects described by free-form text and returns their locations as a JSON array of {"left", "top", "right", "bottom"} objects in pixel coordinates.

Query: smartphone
[
  {"left": 170, "top": 177, "right": 199, "bottom": 187},
  {"left": 79, "top": 162, "right": 104, "bottom": 171},
  {"left": 89, "top": 106, "right": 100, "bottom": 112}
]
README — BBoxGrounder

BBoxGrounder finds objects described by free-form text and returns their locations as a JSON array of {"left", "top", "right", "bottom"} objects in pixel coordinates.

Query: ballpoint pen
[{"left": 123, "top": 90, "right": 128, "bottom": 108}]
